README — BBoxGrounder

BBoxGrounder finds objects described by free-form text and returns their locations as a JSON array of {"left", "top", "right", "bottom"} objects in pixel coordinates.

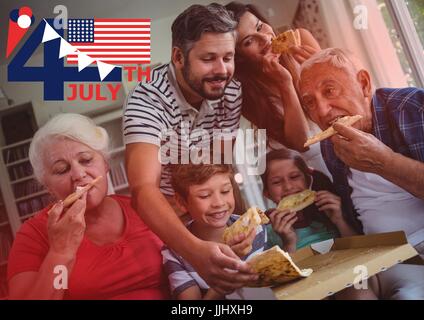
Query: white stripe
[
  {"left": 94, "top": 40, "right": 150, "bottom": 43},
  {"left": 94, "top": 22, "right": 150, "bottom": 26},
  {"left": 94, "top": 28, "right": 150, "bottom": 31},
  {"left": 73, "top": 45, "right": 150, "bottom": 49}
]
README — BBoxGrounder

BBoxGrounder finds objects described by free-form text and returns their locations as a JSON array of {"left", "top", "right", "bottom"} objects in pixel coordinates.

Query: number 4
[{"left": 8, "top": 19, "right": 121, "bottom": 101}]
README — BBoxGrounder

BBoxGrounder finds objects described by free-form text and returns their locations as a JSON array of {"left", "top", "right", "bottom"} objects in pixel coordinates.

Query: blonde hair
[{"left": 29, "top": 113, "right": 110, "bottom": 184}]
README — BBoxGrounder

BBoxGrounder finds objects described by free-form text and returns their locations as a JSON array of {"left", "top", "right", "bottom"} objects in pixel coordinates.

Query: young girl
[
  {"left": 261, "top": 148, "right": 357, "bottom": 252},
  {"left": 261, "top": 148, "right": 378, "bottom": 299}
]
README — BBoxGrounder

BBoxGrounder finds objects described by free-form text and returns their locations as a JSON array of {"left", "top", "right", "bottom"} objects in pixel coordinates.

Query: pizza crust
[
  {"left": 271, "top": 29, "right": 301, "bottom": 54},
  {"left": 62, "top": 176, "right": 103, "bottom": 207},
  {"left": 304, "top": 115, "right": 363, "bottom": 147},
  {"left": 222, "top": 207, "right": 269, "bottom": 256},
  {"left": 277, "top": 190, "right": 316, "bottom": 212},
  {"left": 246, "top": 246, "right": 313, "bottom": 287}
]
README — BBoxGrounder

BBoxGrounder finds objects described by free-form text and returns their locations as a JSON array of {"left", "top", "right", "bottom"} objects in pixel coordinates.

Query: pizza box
[{"left": 272, "top": 231, "right": 419, "bottom": 300}]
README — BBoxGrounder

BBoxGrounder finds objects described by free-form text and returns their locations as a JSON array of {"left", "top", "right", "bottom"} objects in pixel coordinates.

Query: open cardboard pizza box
[{"left": 272, "top": 231, "right": 420, "bottom": 300}]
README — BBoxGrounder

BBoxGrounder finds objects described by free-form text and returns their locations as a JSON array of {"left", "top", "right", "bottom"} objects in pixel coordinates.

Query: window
[
  {"left": 378, "top": 0, "right": 424, "bottom": 87},
  {"left": 406, "top": 0, "right": 424, "bottom": 48}
]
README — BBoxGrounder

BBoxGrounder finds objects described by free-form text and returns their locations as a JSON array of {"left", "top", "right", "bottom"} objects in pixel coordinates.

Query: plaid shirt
[{"left": 321, "top": 87, "right": 424, "bottom": 233}]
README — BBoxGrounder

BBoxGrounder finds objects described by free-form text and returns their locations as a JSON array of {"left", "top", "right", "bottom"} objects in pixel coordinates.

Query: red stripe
[
  {"left": 94, "top": 37, "right": 150, "bottom": 40},
  {"left": 95, "top": 28, "right": 150, "bottom": 33},
  {"left": 71, "top": 48, "right": 150, "bottom": 52},
  {"left": 94, "top": 19, "right": 151, "bottom": 22},
  {"left": 67, "top": 60, "right": 150, "bottom": 64}
]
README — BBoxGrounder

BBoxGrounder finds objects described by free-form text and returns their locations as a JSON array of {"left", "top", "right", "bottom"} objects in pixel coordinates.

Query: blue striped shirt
[
  {"left": 161, "top": 214, "right": 268, "bottom": 298},
  {"left": 321, "top": 87, "right": 424, "bottom": 232}
]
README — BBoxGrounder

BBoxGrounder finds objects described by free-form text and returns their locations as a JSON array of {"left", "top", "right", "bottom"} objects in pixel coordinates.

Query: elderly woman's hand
[{"left": 47, "top": 193, "right": 87, "bottom": 257}]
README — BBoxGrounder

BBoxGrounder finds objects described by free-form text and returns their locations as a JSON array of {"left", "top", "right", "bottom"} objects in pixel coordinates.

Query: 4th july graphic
[{"left": 6, "top": 6, "right": 151, "bottom": 101}]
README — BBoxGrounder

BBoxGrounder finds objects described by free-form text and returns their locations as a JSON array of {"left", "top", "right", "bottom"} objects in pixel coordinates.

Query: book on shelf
[
  {"left": 2, "top": 141, "right": 30, "bottom": 165},
  {"left": 7, "top": 162, "right": 33, "bottom": 181},
  {"left": 13, "top": 179, "right": 45, "bottom": 199},
  {"left": 110, "top": 161, "right": 128, "bottom": 188},
  {"left": 17, "top": 193, "right": 54, "bottom": 217}
]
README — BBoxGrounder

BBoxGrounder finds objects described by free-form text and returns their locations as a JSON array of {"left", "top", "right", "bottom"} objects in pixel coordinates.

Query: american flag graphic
[{"left": 66, "top": 18, "right": 151, "bottom": 65}]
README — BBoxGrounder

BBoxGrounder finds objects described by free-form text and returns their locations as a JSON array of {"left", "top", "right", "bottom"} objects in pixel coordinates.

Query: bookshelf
[
  {"left": 0, "top": 103, "right": 129, "bottom": 298},
  {"left": 0, "top": 101, "right": 39, "bottom": 298},
  {"left": 1, "top": 139, "right": 54, "bottom": 228}
]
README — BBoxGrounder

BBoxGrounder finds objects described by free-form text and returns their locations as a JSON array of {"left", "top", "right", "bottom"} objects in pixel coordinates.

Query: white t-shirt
[{"left": 348, "top": 169, "right": 424, "bottom": 246}]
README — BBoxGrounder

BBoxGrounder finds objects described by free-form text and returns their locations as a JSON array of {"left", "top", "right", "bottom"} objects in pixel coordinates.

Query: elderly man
[{"left": 299, "top": 48, "right": 424, "bottom": 299}]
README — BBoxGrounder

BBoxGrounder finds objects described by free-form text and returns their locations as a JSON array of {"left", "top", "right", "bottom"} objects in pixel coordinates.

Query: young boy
[{"left": 161, "top": 164, "right": 264, "bottom": 300}]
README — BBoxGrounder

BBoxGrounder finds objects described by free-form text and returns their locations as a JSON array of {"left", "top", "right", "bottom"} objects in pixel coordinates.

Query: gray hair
[
  {"left": 171, "top": 3, "right": 237, "bottom": 59},
  {"left": 29, "top": 113, "right": 110, "bottom": 185},
  {"left": 300, "top": 48, "right": 365, "bottom": 78}
]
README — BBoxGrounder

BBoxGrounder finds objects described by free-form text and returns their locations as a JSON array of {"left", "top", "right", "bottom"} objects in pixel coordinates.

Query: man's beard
[{"left": 182, "top": 62, "right": 231, "bottom": 101}]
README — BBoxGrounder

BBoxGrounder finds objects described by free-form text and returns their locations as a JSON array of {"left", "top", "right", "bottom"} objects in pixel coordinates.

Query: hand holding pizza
[
  {"left": 226, "top": 227, "right": 257, "bottom": 258},
  {"left": 262, "top": 54, "right": 293, "bottom": 85},
  {"left": 315, "top": 191, "right": 343, "bottom": 225},
  {"left": 279, "top": 52, "right": 301, "bottom": 88},
  {"left": 268, "top": 209, "right": 298, "bottom": 253},
  {"left": 47, "top": 192, "right": 87, "bottom": 258},
  {"left": 331, "top": 123, "right": 393, "bottom": 174},
  {"left": 288, "top": 45, "right": 319, "bottom": 64}
]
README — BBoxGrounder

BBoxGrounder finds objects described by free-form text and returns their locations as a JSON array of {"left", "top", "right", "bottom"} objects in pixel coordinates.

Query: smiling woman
[
  {"left": 225, "top": 2, "right": 331, "bottom": 180},
  {"left": 6, "top": 113, "right": 169, "bottom": 300}
]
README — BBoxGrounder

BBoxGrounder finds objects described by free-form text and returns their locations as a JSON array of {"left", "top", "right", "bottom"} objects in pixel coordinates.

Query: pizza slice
[
  {"left": 222, "top": 207, "right": 269, "bottom": 256},
  {"left": 246, "top": 245, "right": 313, "bottom": 287},
  {"left": 63, "top": 175, "right": 103, "bottom": 207},
  {"left": 271, "top": 29, "right": 301, "bottom": 54},
  {"left": 277, "top": 189, "right": 316, "bottom": 212},
  {"left": 304, "top": 115, "right": 363, "bottom": 148}
]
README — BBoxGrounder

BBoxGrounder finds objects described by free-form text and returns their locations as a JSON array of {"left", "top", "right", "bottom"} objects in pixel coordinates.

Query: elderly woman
[{"left": 7, "top": 113, "right": 169, "bottom": 299}]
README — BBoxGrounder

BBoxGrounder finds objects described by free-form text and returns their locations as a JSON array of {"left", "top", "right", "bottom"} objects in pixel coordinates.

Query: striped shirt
[
  {"left": 123, "top": 63, "right": 243, "bottom": 196},
  {"left": 161, "top": 214, "right": 268, "bottom": 298}
]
